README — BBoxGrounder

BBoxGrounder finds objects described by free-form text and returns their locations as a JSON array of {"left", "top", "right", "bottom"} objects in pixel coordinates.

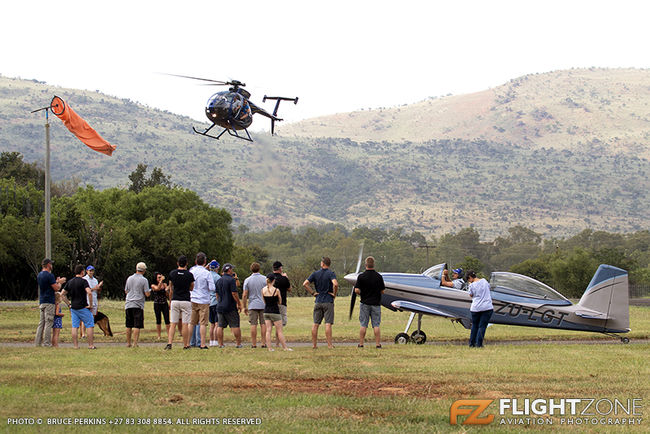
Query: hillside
[
  {"left": 0, "top": 71, "right": 648, "bottom": 239},
  {"left": 281, "top": 68, "right": 650, "bottom": 159}
]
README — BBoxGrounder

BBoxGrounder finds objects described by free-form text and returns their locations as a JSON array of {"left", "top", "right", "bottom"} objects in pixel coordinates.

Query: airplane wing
[{"left": 391, "top": 300, "right": 458, "bottom": 318}]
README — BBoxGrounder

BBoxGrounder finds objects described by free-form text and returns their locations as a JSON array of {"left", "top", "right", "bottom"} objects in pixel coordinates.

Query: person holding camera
[{"left": 466, "top": 270, "right": 493, "bottom": 347}]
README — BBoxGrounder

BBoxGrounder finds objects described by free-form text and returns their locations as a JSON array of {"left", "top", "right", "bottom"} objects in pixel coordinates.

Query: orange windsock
[{"left": 50, "top": 96, "right": 116, "bottom": 156}]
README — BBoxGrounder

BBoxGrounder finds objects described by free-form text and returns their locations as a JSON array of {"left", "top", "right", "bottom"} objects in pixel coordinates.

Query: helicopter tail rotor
[{"left": 262, "top": 95, "right": 298, "bottom": 135}]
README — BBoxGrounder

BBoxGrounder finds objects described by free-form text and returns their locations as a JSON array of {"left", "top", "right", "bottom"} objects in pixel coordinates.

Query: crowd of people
[
  {"left": 34, "top": 254, "right": 390, "bottom": 350},
  {"left": 34, "top": 254, "right": 492, "bottom": 349}
]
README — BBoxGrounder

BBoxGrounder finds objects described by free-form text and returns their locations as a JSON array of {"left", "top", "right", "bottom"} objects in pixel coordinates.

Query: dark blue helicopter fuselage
[{"left": 205, "top": 90, "right": 252, "bottom": 130}]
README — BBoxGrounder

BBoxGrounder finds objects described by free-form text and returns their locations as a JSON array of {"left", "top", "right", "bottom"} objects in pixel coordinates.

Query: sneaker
[
  {"left": 88, "top": 346, "right": 97, "bottom": 350},
  {"left": 357, "top": 344, "right": 364, "bottom": 348},
  {"left": 251, "top": 345, "right": 257, "bottom": 348},
  {"left": 164, "top": 344, "right": 172, "bottom": 350},
  {"left": 235, "top": 344, "right": 243, "bottom": 348},
  {"left": 284, "top": 348, "right": 293, "bottom": 352},
  {"left": 218, "top": 345, "right": 225, "bottom": 348},
  {"left": 199, "top": 346, "right": 209, "bottom": 350},
  {"left": 183, "top": 346, "right": 191, "bottom": 350},
  {"left": 261, "top": 344, "right": 267, "bottom": 348},
  {"left": 376, "top": 344, "right": 382, "bottom": 349}
]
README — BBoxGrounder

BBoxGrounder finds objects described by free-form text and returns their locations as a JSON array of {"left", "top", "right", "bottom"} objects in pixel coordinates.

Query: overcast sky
[{"left": 2, "top": 0, "right": 649, "bottom": 128}]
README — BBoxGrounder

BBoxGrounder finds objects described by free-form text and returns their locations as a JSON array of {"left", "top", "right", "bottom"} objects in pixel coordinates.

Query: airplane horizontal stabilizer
[
  {"left": 575, "top": 310, "right": 609, "bottom": 320},
  {"left": 391, "top": 300, "right": 457, "bottom": 318}
]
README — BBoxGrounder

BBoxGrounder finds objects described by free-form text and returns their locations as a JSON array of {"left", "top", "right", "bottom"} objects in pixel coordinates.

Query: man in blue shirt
[
  {"left": 216, "top": 263, "right": 242, "bottom": 348},
  {"left": 34, "top": 258, "right": 66, "bottom": 347},
  {"left": 303, "top": 257, "right": 338, "bottom": 349}
]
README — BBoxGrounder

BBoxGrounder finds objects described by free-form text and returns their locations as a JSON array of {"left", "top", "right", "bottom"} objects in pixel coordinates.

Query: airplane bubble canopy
[{"left": 490, "top": 272, "right": 570, "bottom": 302}]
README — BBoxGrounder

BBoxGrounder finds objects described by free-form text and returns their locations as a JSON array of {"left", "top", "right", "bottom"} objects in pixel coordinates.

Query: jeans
[
  {"left": 35, "top": 303, "right": 56, "bottom": 346},
  {"left": 469, "top": 309, "right": 493, "bottom": 347},
  {"left": 189, "top": 324, "right": 201, "bottom": 347}
]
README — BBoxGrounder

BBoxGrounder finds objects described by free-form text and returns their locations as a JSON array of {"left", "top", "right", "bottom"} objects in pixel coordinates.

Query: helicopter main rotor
[{"left": 164, "top": 73, "right": 245, "bottom": 88}]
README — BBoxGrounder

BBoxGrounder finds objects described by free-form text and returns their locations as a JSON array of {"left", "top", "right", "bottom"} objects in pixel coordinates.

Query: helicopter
[{"left": 167, "top": 74, "right": 298, "bottom": 142}]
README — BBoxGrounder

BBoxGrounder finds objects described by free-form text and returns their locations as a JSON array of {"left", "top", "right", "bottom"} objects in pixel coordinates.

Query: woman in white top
[{"left": 467, "top": 270, "right": 493, "bottom": 347}]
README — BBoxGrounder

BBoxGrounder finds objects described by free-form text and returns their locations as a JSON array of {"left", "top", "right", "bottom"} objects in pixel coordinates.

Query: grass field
[
  {"left": 2, "top": 297, "right": 650, "bottom": 344},
  {"left": 1, "top": 299, "right": 648, "bottom": 432}
]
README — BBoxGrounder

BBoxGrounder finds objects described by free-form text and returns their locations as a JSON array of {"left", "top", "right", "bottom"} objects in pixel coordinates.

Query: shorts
[
  {"left": 313, "top": 302, "right": 334, "bottom": 325},
  {"left": 53, "top": 315, "right": 63, "bottom": 329},
  {"left": 191, "top": 303, "right": 209, "bottom": 326},
  {"left": 125, "top": 308, "right": 144, "bottom": 329},
  {"left": 71, "top": 308, "right": 94, "bottom": 329},
  {"left": 170, "top": 300, "right": 192, "bottom": 324},
  {"left": 248, "top": 309, "right": 264, "bottom": 326},
  {"left": 217, "top": 310, "right": 240, "bottom": 328},
  {"left": 359, "top": 303, "right": 381, "bottom": 328},
  {"left": 264, "top": 313, "right": 282, "bottom": 323},
  {"left": 209, "top": 305, "right": 218, "bottom": 324},
  {"left": 279, "top": 304, "right": 287, "bottom": 326},
  {"left": 154, "top": 302, "right": 170, "bottom": 325}
]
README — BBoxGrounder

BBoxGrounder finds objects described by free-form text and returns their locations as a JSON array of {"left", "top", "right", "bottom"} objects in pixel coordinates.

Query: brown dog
[{"left": 94, "top": 311, "right": 113, "bottom": 336}]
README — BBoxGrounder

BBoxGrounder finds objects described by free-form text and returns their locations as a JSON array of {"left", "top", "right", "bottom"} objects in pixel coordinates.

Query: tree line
[{"left": 0, "top": 151, "right": 648, "bottom": 300}]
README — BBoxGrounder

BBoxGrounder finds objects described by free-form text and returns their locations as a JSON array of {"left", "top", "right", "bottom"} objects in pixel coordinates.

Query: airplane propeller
[{"left": 348, "top": 242, "right": 364, "bottom": 320}]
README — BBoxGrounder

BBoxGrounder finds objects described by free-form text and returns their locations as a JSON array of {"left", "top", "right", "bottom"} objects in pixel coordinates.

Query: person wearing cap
[
  {"left": 189, "top": 252, "right": 215, "bottom": 349},
  {"left": 124, "top": 262, "right": 151, "bottom": 348},
  {"left": 303, "top": 256, "right": 339, "bottom": 349},
  {"left": 441, "top": 268, "right": 465, "bottom": 290},
  {"left": 61, "top": 264, "right": 96, "bottom": 349},
  {"left": 208, "top": 260, "right": 221, "bottom": 347},
  {"left": 215, "top": 263, "right": 242, "bottom": 348},
  {"left": 272, "top": 261, "right": 291, "bottom": 334},
  {"left": 165, "top": 255, "right": 195, "bottom": 350},
  {"left": 34, "top": 258, "right": 66, "bottom": 347},
  {"left": 466, "top": 270, "right": 493, "bottom": 348},
  {"left": 242, "top": 262, "right": 267, "bottom": 348},
  {"left": 80, "top": 265, "right": 103, "bottom": 339}
]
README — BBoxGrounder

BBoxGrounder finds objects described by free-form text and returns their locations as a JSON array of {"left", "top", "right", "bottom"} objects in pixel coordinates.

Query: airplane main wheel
[
  {"left": 394, "top": 333, "right": 410, "bottom": 344},
  {"left": 411, "top": 330, "right": 427, "bottom": 345}
]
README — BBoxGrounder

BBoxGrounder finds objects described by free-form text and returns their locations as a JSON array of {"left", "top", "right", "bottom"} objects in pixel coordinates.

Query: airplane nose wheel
[
  {"left": 411, "top": 330, "right": 427, "bottom": 345},
  {"left": 394, "top": 333, "right": 410, "bottom": 344}
]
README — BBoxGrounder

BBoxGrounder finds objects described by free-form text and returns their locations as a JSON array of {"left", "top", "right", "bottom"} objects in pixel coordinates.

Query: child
[{"left": 52, "top": 292, "right": 65, "bottom": 347}]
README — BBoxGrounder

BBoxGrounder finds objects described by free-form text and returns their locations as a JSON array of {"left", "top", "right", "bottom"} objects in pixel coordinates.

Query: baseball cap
[
  {"left": 272, "top": 261, "right": 283, "bottom": 270},
  {"left": 86, "top": 265, "right": 95, "bottom": 271},
  {"left": 453, "top": 268, "right": 463, "bottom": 275},
  {"left": 42, "top": 258, "right": 54, "bottom": 267},
  {"left": 209, "top": 260, "right": 220, "bottom": 270},
  {"left": 222, "top": 263, "right": 234, "bottom": 273},
  {"left": 136, "top": 262, "right": 147, "bottom": 272}
]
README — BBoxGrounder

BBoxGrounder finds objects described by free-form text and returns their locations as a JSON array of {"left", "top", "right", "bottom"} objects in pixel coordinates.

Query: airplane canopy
[{"left": 490, "top": 272, "right": 570, "bottom": 302}]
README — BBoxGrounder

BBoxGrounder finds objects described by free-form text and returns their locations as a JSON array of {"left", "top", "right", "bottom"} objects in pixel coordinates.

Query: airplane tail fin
[{"left": 576, "top": 264, "right": 629, "bottom": 332}]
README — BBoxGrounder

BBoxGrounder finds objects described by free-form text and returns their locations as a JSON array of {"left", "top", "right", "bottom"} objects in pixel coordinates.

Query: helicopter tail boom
[{"left": 262, "top": 96, "right": 299, "bottom": 135}]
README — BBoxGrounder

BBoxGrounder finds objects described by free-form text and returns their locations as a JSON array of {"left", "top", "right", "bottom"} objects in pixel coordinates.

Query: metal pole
[{"left": 44, "top": 110, "right": 51, "bottom": 259}]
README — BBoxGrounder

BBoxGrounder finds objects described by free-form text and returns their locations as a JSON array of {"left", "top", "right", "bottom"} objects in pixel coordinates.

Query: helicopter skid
[{"left": 192, "top": 125, "right": 253, "bottom": 142}]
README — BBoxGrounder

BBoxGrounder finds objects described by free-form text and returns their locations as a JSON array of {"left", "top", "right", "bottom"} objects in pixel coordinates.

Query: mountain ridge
[{"left": 0, "top": 70, "right": 648, "bottom": 239}]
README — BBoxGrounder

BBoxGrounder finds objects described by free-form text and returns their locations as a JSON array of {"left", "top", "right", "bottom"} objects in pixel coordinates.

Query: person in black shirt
[
  {"left": 272, "top": 261, "right": 291, "bottom": 345},
  {"left": 354, "top": 256, "right": 385, "bottom": 348},
  {"left": 216, "top": 263, "right": 242, "bottom": 348},
  {"left": 61, "top": 264, "right": 96, "bottom": 349},
  {"left": 165, "top": 255, "right": 195, "bottom": 350}
]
